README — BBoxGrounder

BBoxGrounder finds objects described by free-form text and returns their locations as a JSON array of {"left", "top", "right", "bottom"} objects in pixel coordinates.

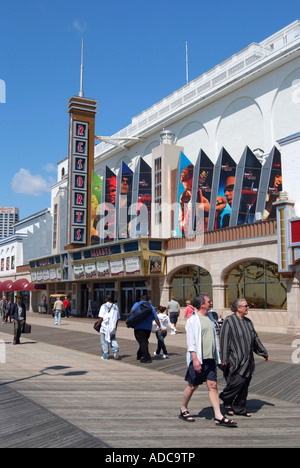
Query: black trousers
[
  {"left": 220, "top": 373, "right": 252, "bottom": 415},
  {"left": 134, "top": 329, "right": 151, "bottom": 361}
]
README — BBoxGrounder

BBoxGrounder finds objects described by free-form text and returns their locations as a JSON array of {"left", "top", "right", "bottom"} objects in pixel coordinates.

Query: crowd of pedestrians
[
  {"left": 92, "top": 291, "right": 268, "bottom": 428},
  {"left": 1, "top": 289, "right": 269, "bottom": 429}
]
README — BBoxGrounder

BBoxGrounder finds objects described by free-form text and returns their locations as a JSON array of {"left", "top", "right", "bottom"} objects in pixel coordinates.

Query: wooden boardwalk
[
  {"left": 0, "top": 384, "right": 109, "bottom": 448},
  {"left": 0, "top": 316, "right": 300, "bottom": 448},
  {"left": 19, "top": 322, "right": 300, "bottom": 404}
]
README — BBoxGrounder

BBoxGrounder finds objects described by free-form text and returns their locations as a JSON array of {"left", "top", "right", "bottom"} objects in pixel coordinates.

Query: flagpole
[
  {"left": 79, "top": 38, "right": 84, "bottom": 97},
  {"left": 186, "top": 40, "right": 189, "bottom": 84}
]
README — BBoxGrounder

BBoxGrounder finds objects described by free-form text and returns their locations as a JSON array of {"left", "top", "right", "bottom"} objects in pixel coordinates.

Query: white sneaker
[
  {"left": 153, "top": 351, "right": 159, "bottom": 357},
  {"left": 113, "top": 351, "right": 119, "bottom": 360},
  {"left": 162, "top": 354, "right": 169, "bottom": 359}
]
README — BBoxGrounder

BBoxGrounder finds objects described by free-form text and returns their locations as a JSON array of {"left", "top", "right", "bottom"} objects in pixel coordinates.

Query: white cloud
[
  {"left": 11, "top": 169, "right": 51, "bottom": 197},
  {"left": 72, "top": 19, "right": 87, "bottom": 33},
  {"left": 44, "top": 163, "right": 56, "bottom": 173}
]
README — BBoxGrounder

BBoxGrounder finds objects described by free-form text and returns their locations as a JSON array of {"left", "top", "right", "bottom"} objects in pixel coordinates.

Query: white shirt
[
  {"left": 153, "top": 313, "right": 176, "bottom": 332},
  {"left": 98, "top": 302, "right": 120, "bottom": 342},
  {"left": 185, "top": 312, "right": 221, "bottom": 366}
]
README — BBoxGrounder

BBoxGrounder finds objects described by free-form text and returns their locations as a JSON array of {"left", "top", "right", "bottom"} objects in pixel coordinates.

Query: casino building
[{"left": 3, "top": 21, "right": 300, "bottom": 333}]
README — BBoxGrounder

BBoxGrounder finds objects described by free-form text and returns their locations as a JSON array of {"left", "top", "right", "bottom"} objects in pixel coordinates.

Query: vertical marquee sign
[{"left": 66, "top": 96, "right": 98, "bottom": 248}]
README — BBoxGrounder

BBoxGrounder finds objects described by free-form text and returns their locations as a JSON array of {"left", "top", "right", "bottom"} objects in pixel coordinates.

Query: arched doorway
[
  {"left": 169, "top": 265, "right": 212, "bottom": 306},
  {"left": 224, "top": 260, "right": 287, "bottom": 309}
]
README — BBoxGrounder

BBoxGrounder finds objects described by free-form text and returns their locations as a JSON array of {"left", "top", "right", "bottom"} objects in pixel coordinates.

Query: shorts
[
  {"left": 169, "top": 312, "right": 179, "bottom": 325},
  {"left": 185, "top": 359, "right": 217, "bottom": 386}
]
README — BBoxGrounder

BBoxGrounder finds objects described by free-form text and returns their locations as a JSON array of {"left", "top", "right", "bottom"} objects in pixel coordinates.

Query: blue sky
[{"left": 0, "top": 0, "right": 299, "bottom": 220}]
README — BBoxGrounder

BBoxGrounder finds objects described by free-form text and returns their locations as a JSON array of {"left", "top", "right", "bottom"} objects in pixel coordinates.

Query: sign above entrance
[{"left": 66, "top": 96, "right": 97, "bottom": 249}]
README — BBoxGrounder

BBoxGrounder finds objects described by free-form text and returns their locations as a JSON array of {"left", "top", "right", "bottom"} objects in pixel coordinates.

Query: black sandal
[
  {"left": 234, "top": 411, "right": 251, "bottom": 417},
  {"left": 179, "top": 410, "right": 195, "bottom": 422},
  {"left": 214, "top": 416, "right": 237, "bottom": 427}
]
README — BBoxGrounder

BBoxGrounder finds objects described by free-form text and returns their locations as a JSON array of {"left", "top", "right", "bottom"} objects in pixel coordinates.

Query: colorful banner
[
  {"left": 103, "top": 167, "right": 117, "bottom": 243},
  {"left": 176, "top": 152, "right": 194, "bottom": 236},
  {"left": 192, "top": 150, "right": 214, "bottom": 233},
  {"left": 118, "top": 162, "right": 133, "bottom": 239},
  {"left": 263, "top": 148, "right": 282, "bottom": 220},
  {"left": 135, "top": 158, "right": 152, "bottom": 236},
  {"left": 208, "top": 148, "right": 236, "bottom": 230},
  {"left": 91, "top": 171, "right": 102, "bottom": 245},
  {"left": 233, "top": 147, "right": 262, "bottom": 225}
]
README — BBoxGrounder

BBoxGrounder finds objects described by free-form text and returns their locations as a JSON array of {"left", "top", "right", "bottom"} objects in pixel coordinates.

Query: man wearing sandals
[
  {"left": 219, "top": 298, "right": 269, "bottom": 417},
  {"left": 179, "top": 292, "right": 237, "bottom": 427}
]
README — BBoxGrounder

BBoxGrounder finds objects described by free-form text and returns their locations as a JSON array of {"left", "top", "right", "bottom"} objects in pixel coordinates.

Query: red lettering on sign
[
  {"left": 75, "top": 211, "right": 84, "bottom": 223},
  {"left": 76, "top": 194, "right": 83, "bottom": 205},
  {"left": 78, "top": 125, "right": 84, "bottom": 136}
]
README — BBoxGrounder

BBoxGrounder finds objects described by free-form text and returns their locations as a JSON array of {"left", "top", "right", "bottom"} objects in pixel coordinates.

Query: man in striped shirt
[{"left": 219, "top": 298, "right": 269, "bottom": 417}]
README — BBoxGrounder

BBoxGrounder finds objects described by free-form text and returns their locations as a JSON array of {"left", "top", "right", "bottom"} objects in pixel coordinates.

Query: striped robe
[{"left": 220, "top": 314, "right": 268, "bottom": 378}]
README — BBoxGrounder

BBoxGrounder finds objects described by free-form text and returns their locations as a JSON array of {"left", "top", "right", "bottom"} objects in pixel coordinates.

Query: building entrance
[
  {"left": 93, "top": 282, "right": 115, "bottom": 308},
  {"left": 121, "top": 281, "right": 148, "bottom": 317}
]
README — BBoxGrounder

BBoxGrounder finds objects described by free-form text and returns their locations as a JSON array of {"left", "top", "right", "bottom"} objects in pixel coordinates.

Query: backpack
[{"left": 126, "top": 301, "right": 153, "bottom": 328}]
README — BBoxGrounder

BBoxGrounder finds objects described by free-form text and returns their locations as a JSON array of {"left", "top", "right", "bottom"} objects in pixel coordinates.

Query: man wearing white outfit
[{"left": 96, "top": 295, "right": 120, "bottom": 360}]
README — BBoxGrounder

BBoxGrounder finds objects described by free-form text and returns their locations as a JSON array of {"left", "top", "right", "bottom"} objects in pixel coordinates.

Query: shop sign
[
  {"left": 124, "top": 257, "right": 141, "bottom": 275},
  {"left": 110, "top": 259, "right": 124, "bottom": 276}
]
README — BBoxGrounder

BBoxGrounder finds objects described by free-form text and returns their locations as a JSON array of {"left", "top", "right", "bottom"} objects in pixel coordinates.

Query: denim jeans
[
  {"left": 55, "top": 310, "right": 61, "bottom": 325},
  {"left": 100, "top": 333, "right": 119, "bottom": 359},
  {"left": 155, "top": 330, "right": 168, "bottom": 355}
]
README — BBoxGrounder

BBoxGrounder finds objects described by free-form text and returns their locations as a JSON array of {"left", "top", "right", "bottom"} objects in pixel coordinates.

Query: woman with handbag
[{"left": 153, "top": 306, "right": 177, "bottom": 359}]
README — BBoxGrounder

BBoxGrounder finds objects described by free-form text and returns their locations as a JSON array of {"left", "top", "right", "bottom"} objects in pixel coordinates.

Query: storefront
[{"left": 29, "top": 238, "right": 166, "bottom": 317}]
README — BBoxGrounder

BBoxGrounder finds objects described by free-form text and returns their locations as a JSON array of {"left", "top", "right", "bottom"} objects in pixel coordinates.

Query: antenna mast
[{"left": 79, "top": 38, "right": 84, "bottom": 97}]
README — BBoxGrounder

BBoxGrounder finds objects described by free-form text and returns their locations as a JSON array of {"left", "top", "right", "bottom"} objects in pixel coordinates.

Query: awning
[
  {"left": 0, "top": 279, "right": 37, "bottom": 292},
  {"left": 0, "top": 280, "right": 14, "bottom": 292},
  {"left": 12, "top": 279, "right": 36, "bottom": 291}
]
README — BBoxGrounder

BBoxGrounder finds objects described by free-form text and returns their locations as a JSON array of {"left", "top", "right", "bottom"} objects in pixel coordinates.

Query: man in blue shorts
[{"left": 179, "top": 293, "right": 236, "bottom": 427}]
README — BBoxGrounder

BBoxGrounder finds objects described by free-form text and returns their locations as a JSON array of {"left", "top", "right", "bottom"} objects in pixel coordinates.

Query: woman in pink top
[{"left": 184, "top": 300, "right": 195, "bottom": 319}]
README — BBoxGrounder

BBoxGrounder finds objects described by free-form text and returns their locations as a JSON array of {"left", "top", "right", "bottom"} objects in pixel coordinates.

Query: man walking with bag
[
  {"left": 12, "top": 296, "right": 26, "bottom": 345},
  {"left": 130, "top": 295, "right": 161, "bottom": 363},
  {"left": 1, "top": 296, "right": 9, "bottom": 323}
]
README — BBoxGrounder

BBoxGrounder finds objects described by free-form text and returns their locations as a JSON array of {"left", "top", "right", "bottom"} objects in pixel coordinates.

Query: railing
[{"left": 167, "top": 219, "right": 277, "bottom": 250}]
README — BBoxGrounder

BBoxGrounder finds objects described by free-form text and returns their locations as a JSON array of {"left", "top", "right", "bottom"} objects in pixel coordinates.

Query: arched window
[
  {"left": 170, "top": 265, "right": 212, "bottom": 306},
  {"left": 225, "top": 260, "right": 287, "bottom": 309}
]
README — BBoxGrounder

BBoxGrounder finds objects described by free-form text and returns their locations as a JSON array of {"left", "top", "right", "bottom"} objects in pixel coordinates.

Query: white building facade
[{"left": 2, "top": 20, "right": 299, "bottom": 333}]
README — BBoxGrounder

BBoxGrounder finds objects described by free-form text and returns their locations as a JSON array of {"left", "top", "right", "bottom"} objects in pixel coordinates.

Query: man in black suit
[{"left": 12, "top": 296, "right": 26, "bottom": 345}]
